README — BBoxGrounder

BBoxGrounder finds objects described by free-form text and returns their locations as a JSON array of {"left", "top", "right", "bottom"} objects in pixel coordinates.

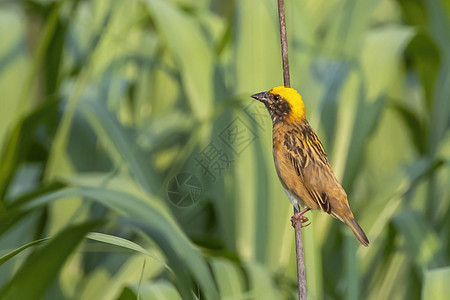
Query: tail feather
[{"left": 346, "top": 218, "right": 369, "bottom": 247}]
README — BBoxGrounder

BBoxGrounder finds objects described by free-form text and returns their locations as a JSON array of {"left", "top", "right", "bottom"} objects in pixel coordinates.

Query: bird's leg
[{"left": 291, "top": 207, "right": 311, "bottom": 228}]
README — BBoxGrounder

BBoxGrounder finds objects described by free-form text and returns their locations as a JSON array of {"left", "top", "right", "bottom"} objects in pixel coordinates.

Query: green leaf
[
  {"left": 79, "top": 99, "right": 161, "bottom": 195},
  {"left": 0, "top": 237, "right": 50, "bottom": 267},
  {"left": 210, "top": 258, "right": 245, "bottom": 298},
  {"left": 398, "top": 0, "right": 450, "bottom": 155},
  {"left": 0, "top": 100, "right": 59, "bottom": 203},
  {"left": 233, "top": 0, "right": 281, "bottom": 92},
  {"left": 323, "top": 0, "right": 380, "bottom": 58},
  {"left": 119, "top": 281, "right": 182, "bottom": 300},
  {"left": 0, "top": 221, "right": 101, "bottom": 300},
  {"left": 0, "top": 182, "right": 65, "bottom": 237},
  {"left": 19, "top": 187, "right": 218, "bottom": 299},
  {"left": 422, "top": 267, "right": 450, "bottom": 300},
  {"left": 342, "top": 94, "right": 385, "bottom": 190},
  {"left": 393, "top": 102, "right": 427, "bottom": 154},
  {"left": 396, "top": 0, "right": 428, "bottom": 28},
  {"left": 244, "top": 261, "right": 282, "bottom": 299},
  {"left": 393, "top": 210, "right": 446, "bottom": 270},
  {"left": 143, "top": 0, "right": 213, "bottom": 120},
  {"left": 406, "top": 32, "right": 440, "bottom": 109},
  {"left": 86, "top": 232, "right": 170, "bottom": 271}
]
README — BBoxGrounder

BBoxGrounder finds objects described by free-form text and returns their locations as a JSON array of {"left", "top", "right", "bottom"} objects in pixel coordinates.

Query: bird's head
[{"left": 251, "top": 86, "right": 305, "bottom": 124}]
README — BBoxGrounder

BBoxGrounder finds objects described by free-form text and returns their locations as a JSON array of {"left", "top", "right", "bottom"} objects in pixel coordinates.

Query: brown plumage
[{"left": 251, "top": 86, "right": 369, "bottom": 247}]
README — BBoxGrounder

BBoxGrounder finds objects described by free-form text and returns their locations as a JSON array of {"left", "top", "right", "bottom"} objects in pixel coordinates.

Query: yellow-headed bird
[{"left": 251, "top": 86, "right": 369, "bottom": 247}]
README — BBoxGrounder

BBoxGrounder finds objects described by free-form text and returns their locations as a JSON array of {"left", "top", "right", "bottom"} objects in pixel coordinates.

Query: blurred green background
[{"left": 0, "top": 0, "right": 449, "bottom": 299}]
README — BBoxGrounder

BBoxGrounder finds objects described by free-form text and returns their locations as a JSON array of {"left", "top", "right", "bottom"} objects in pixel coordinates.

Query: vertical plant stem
[
  {"left": 277, "top": 0, "right": 290, "bottom": 88},
  {"left": 277, "top": 0, "right": 307, "bottom": 299},
  {"left": 294, "top": 209, "right": 307, "bottom": 299}
]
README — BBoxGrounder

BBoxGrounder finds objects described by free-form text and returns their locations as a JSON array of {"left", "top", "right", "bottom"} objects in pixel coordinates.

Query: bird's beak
[{"left": 251, "top": 91, "right": 269, "bottom": 103}]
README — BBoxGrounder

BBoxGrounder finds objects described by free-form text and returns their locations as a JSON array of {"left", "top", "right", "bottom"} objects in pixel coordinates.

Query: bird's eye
[{"left": 274, "top": 95, "right": 280, "bottom": 100}]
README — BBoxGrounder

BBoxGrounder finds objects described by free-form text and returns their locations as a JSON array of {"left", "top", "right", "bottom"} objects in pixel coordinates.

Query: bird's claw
[
  {"left": 301, "top": 222, "right": 311, "bottom": 228},
  {"left": 291, "top": 208, "right": 311, "bottom": 228},
  {"left": 290, "top": 214, "right": 309, "bottom": 227}
]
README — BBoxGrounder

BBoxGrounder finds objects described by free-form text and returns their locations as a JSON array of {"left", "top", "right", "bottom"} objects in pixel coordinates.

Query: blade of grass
[
  {"left": 86, "top": 232, "right": 170, "bottom": 272},
  {"left": 0, "top": 237, "right": 50, "bottom": 267},
  {"left": 18, "top": 186, "right": 219, "bottom": 299},
  {"left": 0, "top": 220, "right": 101, "bottom": 300}
]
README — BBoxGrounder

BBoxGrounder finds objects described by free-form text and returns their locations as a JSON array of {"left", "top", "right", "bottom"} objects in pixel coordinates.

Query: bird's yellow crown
[{"left": 269, "top": 86, "right": 305, "bottom": 121}]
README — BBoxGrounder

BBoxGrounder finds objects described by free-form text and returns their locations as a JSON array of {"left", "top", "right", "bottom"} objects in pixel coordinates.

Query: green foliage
[
  {"left": 0, "top": 0, "right": 449, "bottom": 299},
  {"left": 0, "top": 221, "right": 101, "bottom": 300}
]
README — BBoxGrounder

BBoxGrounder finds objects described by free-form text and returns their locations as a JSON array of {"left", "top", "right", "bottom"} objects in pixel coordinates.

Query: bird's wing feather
[{"left": 284, "top": 123, "right": 343, "bottom": 214}]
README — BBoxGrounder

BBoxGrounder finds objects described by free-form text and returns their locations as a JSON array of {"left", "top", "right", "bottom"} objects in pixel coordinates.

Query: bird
[{"left": 251, "top": 86, "right": 369, "bottom": 247}]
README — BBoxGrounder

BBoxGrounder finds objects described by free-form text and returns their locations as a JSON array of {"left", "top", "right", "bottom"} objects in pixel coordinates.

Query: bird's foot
[{"left": 291, "top": 207, "right": 311, "bottom": 228}]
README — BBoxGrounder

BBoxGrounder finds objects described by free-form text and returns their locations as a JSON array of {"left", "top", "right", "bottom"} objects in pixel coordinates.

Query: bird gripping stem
[{"left": 277, "top": 0, "right": 307, "bottom": 299}]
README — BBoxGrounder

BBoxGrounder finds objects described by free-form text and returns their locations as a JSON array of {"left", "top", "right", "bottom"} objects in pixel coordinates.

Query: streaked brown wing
[{"left": 283, "top": 122, "right": 341, "bottom": 214}]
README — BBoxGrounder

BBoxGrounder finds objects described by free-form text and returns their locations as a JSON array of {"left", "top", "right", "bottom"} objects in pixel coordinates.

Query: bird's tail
[{"left": 345, "top": 217, "right": 369, "bottom": 247}]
